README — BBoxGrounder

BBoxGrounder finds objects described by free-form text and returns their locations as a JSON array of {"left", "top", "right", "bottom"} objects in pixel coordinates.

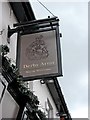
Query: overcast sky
[{"left": 30, "top": 0, "right": 88, "bottom": 118}]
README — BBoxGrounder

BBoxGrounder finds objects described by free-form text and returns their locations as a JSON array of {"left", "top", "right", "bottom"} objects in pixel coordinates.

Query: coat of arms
[{"left": 25, "top": 35, "right": 49, "bottom": 60}]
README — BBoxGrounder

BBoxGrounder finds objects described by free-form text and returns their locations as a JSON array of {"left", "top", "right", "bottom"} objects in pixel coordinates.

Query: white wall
[
  {"left": 2, "top": 90, "right": 19, "bottom": 118},
  {"left": 0, "top": 74, "right": 19, "bottom": 119},
  {"left": 2, "top": 2, "right": 17, "bottom": 61},
  {"left": 0, "top": 2, "right": 2, "bottom": 45},
  {"left": 1, "top": 2, "right": 19, "bottom": 119},
  {"left": 33, "top": 80, "right": 58, "bottom": 118},
  {"left": 0, "top": 2, "right": 2, "bottom": 118}
]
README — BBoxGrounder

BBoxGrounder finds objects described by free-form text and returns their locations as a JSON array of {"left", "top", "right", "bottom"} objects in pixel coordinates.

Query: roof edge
[{"left": 9, "top": 1, "right": 35, "bottom": 23}]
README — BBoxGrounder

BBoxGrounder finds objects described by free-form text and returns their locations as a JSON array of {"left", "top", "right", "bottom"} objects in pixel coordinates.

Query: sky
[{"left": 30, "top": 0, "right": 88, "bottom": 118}]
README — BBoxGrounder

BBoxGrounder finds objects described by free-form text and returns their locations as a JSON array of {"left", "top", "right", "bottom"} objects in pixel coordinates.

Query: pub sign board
[{"left": 16, "top": 27, "right": 62, "bottom": 81}]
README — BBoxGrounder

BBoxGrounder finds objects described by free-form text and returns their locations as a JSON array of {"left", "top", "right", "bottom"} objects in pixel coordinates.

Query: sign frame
[{"left": 16, "top": 26, "right": 62, "bottom": 81}]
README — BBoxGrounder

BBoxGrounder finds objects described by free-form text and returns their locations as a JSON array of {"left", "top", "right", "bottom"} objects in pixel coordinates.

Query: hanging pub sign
[{"left": 16, "top": 17, "right": 62, "bottom": 80}]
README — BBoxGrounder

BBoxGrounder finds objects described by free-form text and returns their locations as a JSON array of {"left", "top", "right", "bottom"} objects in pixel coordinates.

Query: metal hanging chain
[{"left": 36, "top": 0, "right": 56, "bottom": 17}]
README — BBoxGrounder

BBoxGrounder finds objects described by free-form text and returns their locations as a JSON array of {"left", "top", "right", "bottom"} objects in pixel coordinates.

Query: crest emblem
[{"left": 25, "top": 35, "right": 49, "bottom": 60}]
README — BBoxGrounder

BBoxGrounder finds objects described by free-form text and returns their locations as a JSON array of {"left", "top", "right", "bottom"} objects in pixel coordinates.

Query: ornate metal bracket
[
  {"left": 7, "top": 16, "right": 61, "bottom": 43},
  {"left": 7, "top": 25, "right": 23, "bottom": 43}
]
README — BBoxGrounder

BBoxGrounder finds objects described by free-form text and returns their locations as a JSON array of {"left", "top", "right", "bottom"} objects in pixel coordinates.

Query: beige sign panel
[{"left": 17, "top": 29, "right": 62, "bottom": 80}]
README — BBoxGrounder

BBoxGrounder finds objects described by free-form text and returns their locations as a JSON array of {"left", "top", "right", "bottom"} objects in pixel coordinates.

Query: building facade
[{"left": 0, "top": 1, "right": 71, "bottom": 119}]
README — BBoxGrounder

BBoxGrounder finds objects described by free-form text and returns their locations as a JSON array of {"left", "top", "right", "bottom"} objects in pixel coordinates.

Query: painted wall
[
  {"left": 1, "top": 1, "right": 58, "bottom": 119},
  {"left": 0, "top": 74, "right": 19, "bottom": 119},
  {"left": 1, "top": 2, "right": 19, "bottom": 119},
  {"left": 0, "top": 2, "right": 2, "bottom": 45},
  {"left": 2, "top": 90, "right": 19, "bottom": 118},
  {"left": 33, "top": 80, "right": 58, "bottom": 118},
  {"left": 0, "top": 3, "right": 3, "bottom": 119},
  {"left": 2, "top": 1, "right": 17, "bottom": 61}
]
